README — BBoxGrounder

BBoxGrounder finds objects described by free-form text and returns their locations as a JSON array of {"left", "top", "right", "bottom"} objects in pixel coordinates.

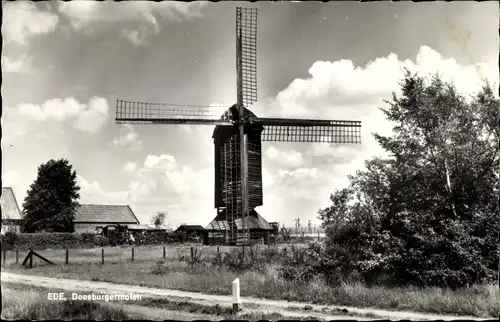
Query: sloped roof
[
  {"left": 1, "top": 187, "right": 22, "bottom": 221},
  {"left": 205, "top": 209, "right": 273, "bottom": 231},
  {"left": 175, "top": 225, "right": 205, "bottom": 232},
  {"left": 75, "top": 204, "right": 139, "bottom": 224}
]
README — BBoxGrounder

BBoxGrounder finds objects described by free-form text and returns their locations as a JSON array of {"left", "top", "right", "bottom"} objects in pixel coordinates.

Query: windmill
[{"left": 115, "top": 7, "right": 362, "bottom": 246}]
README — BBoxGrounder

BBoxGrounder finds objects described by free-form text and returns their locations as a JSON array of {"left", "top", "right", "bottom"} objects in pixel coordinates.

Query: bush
[
  {"left": 0, "top": 232, "right": 108, "bottom": 251},
  {"left": 315, "top": 73, "right": 499, "bottom": 289},
  {"left": 275, "top": 242, "right": 328, "bottom": 284},
  {"left": 208, "top": 246, "right": 284, "bottom": 272},
  {"left": 134, "top": 231, "right": 198, "bottom": 245},
  {"left": 177, "top": 247, "right": 206, "bottom": 266}
]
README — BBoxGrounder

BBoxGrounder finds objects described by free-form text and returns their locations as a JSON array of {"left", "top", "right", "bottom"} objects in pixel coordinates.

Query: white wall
[{"left": 0, "top": 223, "right": 20, "bottom": 234}]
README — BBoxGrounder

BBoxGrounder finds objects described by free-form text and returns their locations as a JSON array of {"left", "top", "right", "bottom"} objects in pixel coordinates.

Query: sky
[{"left": 2, "top": 1, "right": 498, "bottom": 229}]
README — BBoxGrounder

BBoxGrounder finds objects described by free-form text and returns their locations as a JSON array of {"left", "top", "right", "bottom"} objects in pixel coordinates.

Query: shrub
[
  {"left": 275, "top": 242, "right": 325, "bottom": 284},
  {"left": 209, "top": 246, "right": 273, "bottom": 272},
  {"left": 134, "top": 230, "right": 198, "bottom": 245},
  {"left": 177, "top": 247, "right": 205, "bottom": 266},
  {"left": 0, "top": 232, "right": 108, "bottom": 251}
]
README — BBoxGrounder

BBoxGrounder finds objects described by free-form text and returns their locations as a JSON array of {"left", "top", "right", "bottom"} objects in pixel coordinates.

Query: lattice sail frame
[
  {"left": 236, "top": 7, "right": 258, "bottom": 109},
  {"left": 115, "top": 100, "right": 232, "bottom": 125},
  {"left": 235, "top": 7, "right": 258, "bottom": 245},
  {"left": 257, "top": 120, "right": 362, "bottom": 143}
]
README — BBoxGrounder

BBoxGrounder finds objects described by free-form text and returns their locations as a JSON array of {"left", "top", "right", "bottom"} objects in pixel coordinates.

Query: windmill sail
[
  {"left": 253, "top": 118, "right": 362, "bottom": 143},
  {"left": 236, "top": 7, "right": 258, "bottom": 109},
  {"left": 115, "top": 100, "right": 233, "bottom": 126}
]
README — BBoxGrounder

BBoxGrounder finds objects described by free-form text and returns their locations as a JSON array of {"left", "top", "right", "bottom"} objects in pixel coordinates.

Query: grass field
[
  {"left": 1, "top": 282, "right": 323, "bottom": 320},
  {"left": 1, "top": 283, "right": 133, "bottom": 320},
  {"left": 3, "top": 244, "right": 498, "bottom": 318}
]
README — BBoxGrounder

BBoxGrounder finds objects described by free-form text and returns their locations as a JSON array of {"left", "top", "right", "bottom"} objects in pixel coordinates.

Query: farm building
[
  {"left": 174, "top": 225, "right": 207, "bottom": 242},
  {"left": 175, "top": 224, "right": 206, "bottom": 233},
  {"left": 74, "top": 204, "right": 140, "bottom": 233},
  {"left": 1, "top": 187, "right": 23, "bottom": 234},
  {"left": 205, "top": 209, "right": 275, "bottom": 245},
  {"left": 175, "top": 225, "right": 206, "bottom": 236}
]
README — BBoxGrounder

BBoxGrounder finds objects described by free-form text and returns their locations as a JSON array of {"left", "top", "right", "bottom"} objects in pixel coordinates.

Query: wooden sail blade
[
  {"left": 115, "top": 99, "right": 234, "bottom": 126},
  {"left": 236, "top": 7, "right": 258, "bottom": 109},
  {"left": 253, "top": 118, "right": 362, "bottom": 143},
  {"left": 236, "top": 7, "right": 257, "bottom": 246}
]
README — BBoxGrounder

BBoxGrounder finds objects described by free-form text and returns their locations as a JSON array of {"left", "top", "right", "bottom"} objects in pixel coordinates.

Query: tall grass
[{"left": 1, "top": 287, "right": 131, "bottom": 320}]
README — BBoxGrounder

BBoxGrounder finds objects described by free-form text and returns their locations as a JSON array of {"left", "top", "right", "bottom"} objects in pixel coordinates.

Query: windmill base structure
[
  {"left": 205, "top": 209, "right": 275, "bottom": 245},
  {"left": 115, "top": 7, "right": 362, "bottom": 246}
]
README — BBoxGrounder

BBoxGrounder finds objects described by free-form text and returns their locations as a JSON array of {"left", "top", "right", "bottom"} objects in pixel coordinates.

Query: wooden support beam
[{"left": 31, "top": 250, "right": 54, "bottom": 264}]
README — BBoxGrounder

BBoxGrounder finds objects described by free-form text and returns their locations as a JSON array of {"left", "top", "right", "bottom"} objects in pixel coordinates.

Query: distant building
[
  {"left": 1, "top": 187, "right": 23, "bottom": 234},
  {"left": 74, "top": 204, "right": 140, "bottom": 233},
  {"left": 175, "top": 225, "right": 206, "bottom": 234},
  {"left": 205, "top": 209, "right": 275, "bottom": 244}
]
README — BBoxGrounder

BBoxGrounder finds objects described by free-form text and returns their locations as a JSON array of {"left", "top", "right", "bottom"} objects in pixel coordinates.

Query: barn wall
[{"left": 0, "top": 222, "right": 21, "bottom": 234}]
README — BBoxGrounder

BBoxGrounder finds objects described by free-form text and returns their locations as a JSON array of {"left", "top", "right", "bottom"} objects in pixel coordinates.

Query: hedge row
[
  {"left": 0, "top": 232, "right": 109, "bottom": 251},
  {"left": 0, "top": 231, "right": 199, "bottom": 251},
  {"left": 134, "top": 231, "right": 200, "bottom": 245}
]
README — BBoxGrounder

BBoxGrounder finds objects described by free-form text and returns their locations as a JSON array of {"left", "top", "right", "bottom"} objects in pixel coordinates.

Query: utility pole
[
  {"left": 295, "top": 218, "right": 301, "bottom": 234},
  {"left": 308, "top": 220, "right": 312, "bottom": 234}
]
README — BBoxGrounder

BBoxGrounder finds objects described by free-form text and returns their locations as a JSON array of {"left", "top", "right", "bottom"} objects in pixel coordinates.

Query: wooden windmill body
[{"left": 115, "top": 7, "right": 362, "bottom": 246}]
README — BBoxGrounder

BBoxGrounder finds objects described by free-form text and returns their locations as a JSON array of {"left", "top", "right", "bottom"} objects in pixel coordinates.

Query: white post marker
[{"left": 232, "top": 277, "right": 242, "bottom": 313}]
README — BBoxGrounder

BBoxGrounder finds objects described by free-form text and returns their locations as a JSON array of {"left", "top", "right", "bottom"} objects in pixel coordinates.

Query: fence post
[
  {"left": 217, "top": 246, "right": 219, "bottom": 255},
  {"left": 16, "top": 250, "right": 19, "bottom": 264},
  {"left": 163, "top": 246, "right": 166, "bottom": 259},
  {"left": 65, "top": 249, "right": 69, "bottom": 264},
  {"left": 101, "top": 248, "right": 104, "bottom": 265},
  {"left": 29, "top": 252, "right": 33, "bottom": 268},
  {"left": 3, "top": 250, "right": 6, "bottom": 263},
  {"left": 132, "top": 247, "right": 134, "bottom": 261},
  {"left": 232, "top": 278, "right": 241, "bottom": 313},
  {"left": 190, "top": 247, "right": 194, "bottom": 261}
]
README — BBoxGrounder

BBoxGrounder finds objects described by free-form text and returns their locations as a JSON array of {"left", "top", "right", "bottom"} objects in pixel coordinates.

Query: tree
[
  {"left": 151, "top": 211, "right": 167, "bottom": 226},
  {"left": 22, "top": 159, "right": 80, "bottom": 233},
  {"left": 318, "top": 71, "right": 499, "bottom": 288}
]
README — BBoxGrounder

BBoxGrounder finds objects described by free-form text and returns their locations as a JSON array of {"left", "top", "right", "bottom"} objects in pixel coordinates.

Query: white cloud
[
  {"left": 271, "top": 46, "right": 497, "bottom": 121},
  {"left": 77, "top": 175, "right": 128, "bottom": 205},
  {"left": 58, "top": 1, "right": 208, "bottom": 46},
  {"left": 111, "top": 124, "right": 143, "bottom": 151},
  {"left": 121, "top": 28, "right": 148, "bottom": 46},
  {"left": 18, "top": 96, "right": 109, "bottom": 133},
  {"left": 264, "top": 146, "right": 304, "bottom": 168},
  {"left": 123, "top": 162, "right": 138, "bottom": 173},
  {"left": 2, "top": 2, "right": 59, "bottom": 45},
  {"left": 2, "top": 55, "right": 32, "bottom": 73}
]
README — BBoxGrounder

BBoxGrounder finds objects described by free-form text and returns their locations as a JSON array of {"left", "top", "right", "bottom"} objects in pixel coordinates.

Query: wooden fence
[{"left": 0, "top": 243, "right": 300, "bottom": 268}]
